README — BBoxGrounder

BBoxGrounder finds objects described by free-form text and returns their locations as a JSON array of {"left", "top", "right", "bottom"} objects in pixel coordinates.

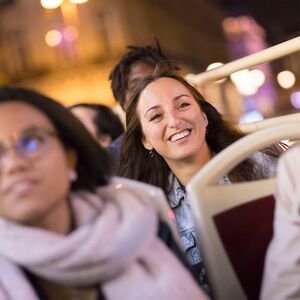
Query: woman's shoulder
[
  {"left": 106, "top": 177, "right": 167, "bottom": 207},
  {"left": 100, "top": 177, "right": 178, "bottom": 238}
]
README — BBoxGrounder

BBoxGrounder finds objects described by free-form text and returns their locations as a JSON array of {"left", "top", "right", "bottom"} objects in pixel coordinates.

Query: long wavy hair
[{"left": 118, "top": 71, "right": 282, "bottom": 194}]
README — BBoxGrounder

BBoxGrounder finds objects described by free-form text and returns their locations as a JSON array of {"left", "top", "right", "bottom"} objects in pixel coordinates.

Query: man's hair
[{"left": 109, "top": 38, "right": 179, "bottom": 109}]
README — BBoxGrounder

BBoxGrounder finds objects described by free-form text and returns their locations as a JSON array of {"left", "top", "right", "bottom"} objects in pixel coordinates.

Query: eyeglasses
[{"left": 0, "top": 127, "right": 57, "bottom": 164}]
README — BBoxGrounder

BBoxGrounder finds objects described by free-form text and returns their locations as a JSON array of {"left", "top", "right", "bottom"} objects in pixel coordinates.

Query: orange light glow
[
  {"left": 45, "top": 30, "right": 62, "bottom": 47},
  {"left": 40, "top": 0, "right": 63, "bottom": 9},
  {"left": 70, "top": 0, "right": 89, "bottom": 3},
  {"left": 277, "top": 71, "right": 296, "bottom": 89}
]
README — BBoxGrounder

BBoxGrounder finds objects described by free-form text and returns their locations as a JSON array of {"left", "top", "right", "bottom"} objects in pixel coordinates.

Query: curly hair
[
  {"left": 109, "top": 38, "right": 179, "bottom": 109},
  {"left": 118, "top": 71, "right": 283, "bottom": 194}
]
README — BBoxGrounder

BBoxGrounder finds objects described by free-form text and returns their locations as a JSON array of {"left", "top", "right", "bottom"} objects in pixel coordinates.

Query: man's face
[{"left": 124, "top": 61, "right": 154, "bottom": 111}]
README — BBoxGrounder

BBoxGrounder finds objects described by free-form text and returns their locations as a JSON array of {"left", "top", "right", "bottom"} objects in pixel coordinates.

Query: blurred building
[
  {"left": 208, "top": 0, "right": 300, "bottom": 118},
  {"left": 0, "top": 0, "right": 227, "bottom": 106}
]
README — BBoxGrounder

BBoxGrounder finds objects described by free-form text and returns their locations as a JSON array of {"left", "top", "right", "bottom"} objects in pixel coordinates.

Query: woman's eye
[
  {"left": 149, "top": 113, "right": 162, "bottom": 122},
  {"left": 18, "top": 135, "right": 44, "bottom": 152},
  {"left": 178, "top": 102, "right": 190, "bottom": 109}
]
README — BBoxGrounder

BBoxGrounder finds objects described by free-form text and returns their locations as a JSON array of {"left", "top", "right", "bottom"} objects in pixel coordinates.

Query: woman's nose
[
  {"left": 0, "top": 148, "right": 29, "bottom": 175},
  {"left": 167, "top": 111, "right": 182, "bottom": 128}
]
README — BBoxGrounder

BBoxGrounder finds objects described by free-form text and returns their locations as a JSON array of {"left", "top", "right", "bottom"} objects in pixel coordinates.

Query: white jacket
[{"left": 261, "top": 143, "right": 300, "bottom": 299}]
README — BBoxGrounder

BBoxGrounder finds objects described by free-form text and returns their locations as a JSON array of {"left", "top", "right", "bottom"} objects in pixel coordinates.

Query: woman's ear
[
  {"left": 202, "top": 112, "right": 209, "bottom": 127},
  {"left": 142, "top": 136, "right": 153, "bottom": 151}
]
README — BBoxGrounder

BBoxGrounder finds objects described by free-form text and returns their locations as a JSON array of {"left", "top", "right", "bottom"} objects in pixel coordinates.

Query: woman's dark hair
[
  {"left": 118, "top": 71, "right": 282, "bottom": 194},
  {"left": 0, "top": 86, "right": 112, "bottom": 191},
  {"left": 69, "top": 103, "right": 124, "bottom": 141},
  {"left": 109, "top": 38, "right": 179, "bottom": 109}
]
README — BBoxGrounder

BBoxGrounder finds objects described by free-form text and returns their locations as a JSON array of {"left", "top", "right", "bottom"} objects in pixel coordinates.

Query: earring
[
  {"left": 205, "top": 128, "right": 208, "bottom": 135},
  {"left": 69, "top": 170, "right": 78, "bottom": 182},
  {"left": 149, "top": 149, "right": 155, "bottom": 158}
]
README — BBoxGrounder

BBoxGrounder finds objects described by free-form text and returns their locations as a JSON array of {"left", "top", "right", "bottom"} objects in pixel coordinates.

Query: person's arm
[{"left": 261, "top": 144, "right": 300, "bottom": 299}]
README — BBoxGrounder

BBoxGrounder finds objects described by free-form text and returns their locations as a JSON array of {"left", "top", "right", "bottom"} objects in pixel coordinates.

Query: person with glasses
[{"left": 0, "top": 86, "right": 207, "bottom": 300}]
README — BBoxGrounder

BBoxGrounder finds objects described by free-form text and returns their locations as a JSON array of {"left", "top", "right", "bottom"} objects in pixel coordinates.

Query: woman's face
[
  {"left": 137, "top": 77, "right": 208, "bottom": 165},
  {"left": 0, "top": 101, "right": 76, "bottom": 230}
]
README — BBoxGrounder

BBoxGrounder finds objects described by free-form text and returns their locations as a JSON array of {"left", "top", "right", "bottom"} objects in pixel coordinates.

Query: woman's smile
[{"left": 168, "top": 128, "right": 192, "bottom": 142}]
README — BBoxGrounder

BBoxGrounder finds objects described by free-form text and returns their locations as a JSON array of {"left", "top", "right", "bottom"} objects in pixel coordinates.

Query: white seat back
[{"left": 186, "top": 122, "right": 300, "bottom": 300}]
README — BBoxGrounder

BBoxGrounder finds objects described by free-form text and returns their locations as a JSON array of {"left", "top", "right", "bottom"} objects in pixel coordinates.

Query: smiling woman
[
  {"left": 118, "top": 70, "right": 284, "bottom": 294},
  {"left": 136, "top": 77, "right": 211, "bottom": 184},
  {"left": 0, "top": 87, "right": 207, "bottom": 300}
]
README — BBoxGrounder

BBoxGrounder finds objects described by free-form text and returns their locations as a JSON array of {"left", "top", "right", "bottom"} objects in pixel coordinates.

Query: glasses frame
[{"left": 0, "top": 127, "right": 57, "bottom": 164}]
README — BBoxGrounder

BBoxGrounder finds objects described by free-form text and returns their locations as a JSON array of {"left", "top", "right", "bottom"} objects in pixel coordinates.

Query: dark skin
[{"left": 123, "top": 61, "right": 155, "bottom": 111}]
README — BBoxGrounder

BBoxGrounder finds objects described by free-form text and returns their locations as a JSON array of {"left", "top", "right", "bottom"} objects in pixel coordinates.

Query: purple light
[{"left": 291, "top": 91, "right": 300, "bottom": 109}]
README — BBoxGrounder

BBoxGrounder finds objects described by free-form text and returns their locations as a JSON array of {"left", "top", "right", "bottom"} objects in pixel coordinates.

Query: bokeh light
[
  {"left": 239, "top": 110, "right": 264, "bottom": 124},
  {"left": 291, "top": 91, "right": 300, "bottom": 109},
  {"left": 40, "top": 0, "right": 63, "bottom": 9},
  {"left": 277, "top": 70, "right": 296, "bottom": 89},
  {"left": 63, "top": 26, "right": 79, "bottom": 42},
  {"left": 45, "top": 30, "right": 62, "bottom": 47},
  {"left": 230, "top": 69, "right": 259, "bottom": 96},
  {"left": 70, "top": 0, "right": 89, "bottom": 3},
  {"left": 249, "top": 69, "right": 265, "bottom": 87},
  {"left": 206, "top": 62, "right": 226, "bottom": 83},
  {"left": 206, "top": 62, "right": 224, "bottom": 71}
]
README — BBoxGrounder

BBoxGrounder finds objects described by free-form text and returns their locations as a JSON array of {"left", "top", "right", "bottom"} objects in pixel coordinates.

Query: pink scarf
[{"left": 0, "top": 178, "right": 207, "bottom": 300}]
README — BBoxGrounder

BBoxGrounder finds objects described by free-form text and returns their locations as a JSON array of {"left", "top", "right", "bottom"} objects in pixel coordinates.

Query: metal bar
[{"left": 192, "top": 36, "right": 300, "bottom": 85}]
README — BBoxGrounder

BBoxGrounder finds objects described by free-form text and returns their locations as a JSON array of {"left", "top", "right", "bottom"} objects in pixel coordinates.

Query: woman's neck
[
  {"left": 27, "top": 197, "right": 72, "bottom": 235},
  {"left": 28, "top": 272, "right": 98, "bottom": 300},
  {"left": 168, "top": 143, "right": 212, "bottom": 187}
]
